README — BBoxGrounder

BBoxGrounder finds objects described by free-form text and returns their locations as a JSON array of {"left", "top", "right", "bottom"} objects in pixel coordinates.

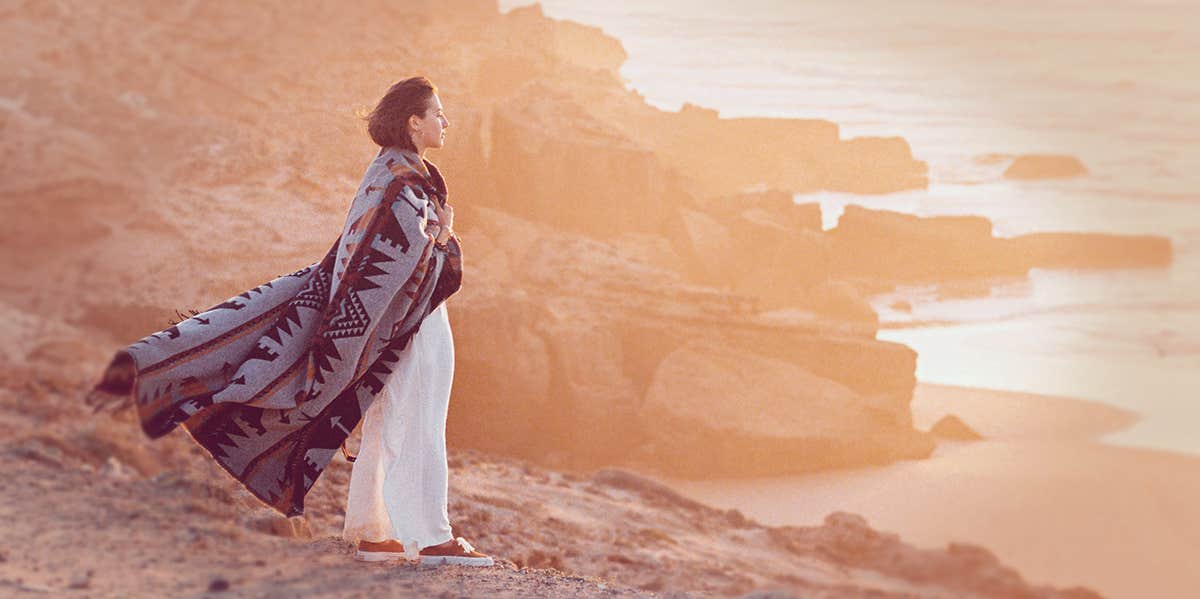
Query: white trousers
[{"left": 342, "top": 302, "right": 455, "bottom": 559}]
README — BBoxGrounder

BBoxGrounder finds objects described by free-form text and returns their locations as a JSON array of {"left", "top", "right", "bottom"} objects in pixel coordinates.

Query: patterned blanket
[{"left": 89, "top": 146, "right": 463, "bottom": 517}]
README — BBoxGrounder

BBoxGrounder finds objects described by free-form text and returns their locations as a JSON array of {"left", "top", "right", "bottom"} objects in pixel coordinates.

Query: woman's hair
[{"left": 364, "top": 76, "right": 438, "bottom": 151}]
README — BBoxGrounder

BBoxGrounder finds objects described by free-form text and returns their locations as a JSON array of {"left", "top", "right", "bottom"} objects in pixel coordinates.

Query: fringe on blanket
[{"left": 167, "top": 308, "right": 203, "bottom": 326}]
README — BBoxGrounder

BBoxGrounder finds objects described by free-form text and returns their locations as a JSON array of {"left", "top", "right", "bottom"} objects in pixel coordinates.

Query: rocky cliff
[
  {"left": 1, "top": 0, "right": 942, "bottom": 479},
  {"left": 1, "top": 0, "right": 1173, "bottom": 482}
]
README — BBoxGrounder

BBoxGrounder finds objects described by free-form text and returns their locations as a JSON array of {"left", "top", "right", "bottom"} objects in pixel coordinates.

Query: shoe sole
[
  {"left": 418, "top": 555, "right": 495, "bottom": 567},
  {"left": 355, "top": 550, "right": 410, "bottom": 562}
]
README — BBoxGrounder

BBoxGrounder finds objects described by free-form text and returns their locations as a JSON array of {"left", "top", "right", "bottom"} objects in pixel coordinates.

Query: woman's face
[{"left": 411, "top": 94, "right": 449, "bottom": 150}]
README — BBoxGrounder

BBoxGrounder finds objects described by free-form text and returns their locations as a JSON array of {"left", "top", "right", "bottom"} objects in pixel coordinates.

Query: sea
[{"left": 500, "top": 0, "right": 1200, "bottom": 457}]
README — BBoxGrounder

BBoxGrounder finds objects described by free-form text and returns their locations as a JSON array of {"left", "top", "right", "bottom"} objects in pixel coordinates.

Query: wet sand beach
[{"left": 667, "top": 383, "right": 1200, "bottom": 599}]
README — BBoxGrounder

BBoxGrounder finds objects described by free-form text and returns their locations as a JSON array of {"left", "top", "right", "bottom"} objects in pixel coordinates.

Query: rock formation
[
  {"left": 0, "top": 0, "right": 1172, "bottom": 486},
  {"left": 930, "top": 414, "right": 985, "bottom": 441},
  {"left": 829, "top": 205, "right": 1172, "bottom": 284},
  {"left": 0, "top": 0, "right": 942, "bottom": 481},
  {"left": 1003, "top": 154, "right": 1089, "bottom": 179}
]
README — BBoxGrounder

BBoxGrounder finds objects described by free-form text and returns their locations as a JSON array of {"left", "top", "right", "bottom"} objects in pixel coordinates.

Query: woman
[
  {"left": 86, "top": 76, "right": 491, "bottom": 566},
  {"left": 342, "top": 78, "right": 492, "bottom": 566}
]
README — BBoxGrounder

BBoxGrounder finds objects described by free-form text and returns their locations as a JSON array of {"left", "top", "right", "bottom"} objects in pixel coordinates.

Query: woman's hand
[{"left": 431, "top": 200, "right": 454, "bottom": 244}]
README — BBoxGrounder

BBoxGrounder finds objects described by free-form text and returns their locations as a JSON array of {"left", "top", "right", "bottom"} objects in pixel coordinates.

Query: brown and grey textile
[{"left": 90, "top": 146, "right": 463, "bottom": 517}]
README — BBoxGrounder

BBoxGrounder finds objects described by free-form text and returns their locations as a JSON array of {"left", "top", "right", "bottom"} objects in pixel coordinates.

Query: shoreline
[
  {"left": 664, "top": 382, "right": 1200, "bottom": 599},
  {"left": 910, "top": 381, "right": 1141, "bottom": 441}
]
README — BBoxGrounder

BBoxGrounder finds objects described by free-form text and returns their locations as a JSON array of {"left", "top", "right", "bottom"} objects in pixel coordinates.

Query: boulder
[
  {"left": 804, "top": 279, "right": 879, "bottom": 326},
  {"left": 696, "top": 190, "right": 823, "bottom": 233},
  {"left": 480, "top": 88, "right": 693, "bottom": 242},
  {"left": 1007, "top": 232, "right": 1172, "bottom": 268},
  {"left": 615, "top": 104, "right": 929, "bottom": 197},
  {"left": 637, "top": 339, "right": 933, "bottom": 477},
  {"left": 717, "top": 329, "right": 919, "bottom": 426},
  {"left": 829, "top": 205, "right": 1020, "bottom": 282},
  {"left": 822, "top": 136, "right": 930, "bottom": 194},
  {"left": 533, "top": 316, "right": 643, "bottom": 464},
  {"left": 446, "top": 291, "right": 555, "bottom": 458},
  {"left": 828, "top": 205, "right": 1174, "bottom": 284},
  {"left": 1003, "top": 154, "right": 1088, "bottom": 179},
  {"left": 929, "top": 414, "right": 984, "bottom": 441},
  {"left": 727, "top": 229, "right": 833, "bottom": 311},
  {"left": 676, "top": 207, "right": 737, "bottom": 287}
]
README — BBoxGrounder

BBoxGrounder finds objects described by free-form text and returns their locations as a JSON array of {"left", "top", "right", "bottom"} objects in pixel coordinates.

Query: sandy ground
[
  {"left": 0, "top": 455, "right": 665, "bottom": 599},
  {"left": 0, "top": 364, "right": 1104, "bottom": 599},
  {"left": 666, "top": 383, "right": 1200, "bottom": 599}
]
